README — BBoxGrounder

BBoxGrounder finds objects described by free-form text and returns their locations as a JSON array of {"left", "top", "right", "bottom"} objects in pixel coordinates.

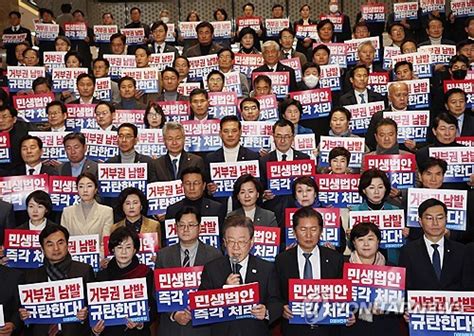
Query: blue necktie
[
  {"left": 303, "top": 253, "right": 313, "bottom": 279},
  {"left": 172, "top": 158, "right": 178, "bottom": 179},
  {"left": 359, "top": 93, "right": 366, "bottom": 104},
  {"left": 432, "top": 244, "right": 441, "bottom": 280}
]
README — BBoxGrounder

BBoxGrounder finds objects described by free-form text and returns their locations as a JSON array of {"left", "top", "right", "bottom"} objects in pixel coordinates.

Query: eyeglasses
[
  {"left": 176, "top": 222, "right": 200, "bottom": 229},
  {"left": 225, "top": 238, "right": 251, "bottom": 248},
  {"left": 274, "top": 135, "right": 293, "bottom": 141},
  {"left": 242, "top": 105, "right": 258, "bottom": 111},
  {"left": 147, "top": 112, "right": 161, "bottom": 118}
]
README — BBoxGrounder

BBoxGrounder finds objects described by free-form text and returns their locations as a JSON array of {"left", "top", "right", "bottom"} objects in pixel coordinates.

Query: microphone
[{"left": 230, "top": 256, "right": 240, "bottom": 275}]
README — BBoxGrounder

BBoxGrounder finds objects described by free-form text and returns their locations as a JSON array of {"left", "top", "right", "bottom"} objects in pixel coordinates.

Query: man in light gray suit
[
  {"left": 57, "top": 132, "right": 98, "bottom": 178},
  {"left": 155, "top": 206, "right": 221, "bottom": 336}
]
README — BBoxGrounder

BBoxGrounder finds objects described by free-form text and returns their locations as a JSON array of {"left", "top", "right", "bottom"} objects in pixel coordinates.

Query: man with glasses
[
  {"left": 155, "top": 206, "right": 221, "bottom": 335},
  {"left": 156, "top": 67, "right": 188, "bottom": 102},
  {"left": 165, "top": 166, "right": 225, "bottom": 233},
  {"left": 217, "top": 48, "right": 250, "bottom": 98},
  {"left": 199, "top": 215, "right": 282, "bottom": 336},
  {"left": 275, "top": 206, "right": 344, "bottom": 335}
]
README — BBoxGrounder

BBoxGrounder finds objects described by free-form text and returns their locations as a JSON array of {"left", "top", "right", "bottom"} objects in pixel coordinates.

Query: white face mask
[
  {"left": 329, "top": 4, "right": 339, "bottom": 13},
  {"left": 161, "top": 17, "right": 170, "bottom": 24},
  {"left": 303, "top": 74, "right": 319, "bottom": 89}
]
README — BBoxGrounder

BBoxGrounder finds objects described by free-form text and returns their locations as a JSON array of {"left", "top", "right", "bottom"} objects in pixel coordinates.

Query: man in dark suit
[
  {"left": 183, "top": 21, "right": 223, "bottom": 58},
  {"left": 153, "top": 122, "right": 205, "bottom": 181},
  {"left": 189, "top": 89, "right": 215, "bottom": 121},
  {"left": 20, "top": 225, "right": 95, "bottom": 336},
  {"left": 199, "top": 215, "right": 282, "bottom": 336},
  {"left": 44, "top": 101, "right": 75, "bottom": 132},
  {"left": 0, "top": 199, "right": 15, "bottom": 243},
  {"left": 106, "top": 123, "right": 156, "bottom": 182},
  {"left": 0, "top": 264, "right": 22, "bottom": 335},
  {"left": 339, "top": 64, "right": 386, "bottom": 106},
  {"left": 58, "top": 132, "right": 98, "bottom": 178},
  {"left": 445, "top": 88, "right": 474, "bottom": 137},
  {"left": 70, "top": 10, "right": 94, "bottom": 69},
  {"left": 156, "top": 206, "right": 221, "bottom": 335},
  {"left": 13, "top": 135, "right": 57, "bottom": 176},
  {"left": 418, "top": 17, "right": 456, "bottom": 46},
  {"left": 124, "top": 7, "right": 150, "bottom": 55},
  {"left": 252, "top": 40, "right": 298, "bottom": 93},
  {"left": 165, "top": 167, "right": 225, "bottom": 237},
  {"left": 2, "top": 11, "right": 32, "bottom": 66},
  {"left": 150, "top": 21, "right": 179, "bottom": 59},
  {"left": 70, "top": 74, "right": 101, "bottom": 105},
  {"left": 275, "top": 207, "right": 345, "bottom": 336},
  {"left": 205, "top": 116, "right": 259, "bottom": 213},
  {"left": 156, "top": 67, "right": 189, "bottom": 102},
  {"left": 399, "top": 198, "right": 467, "bottom": 291},
  {"left": 365, "top": 81, "right": 408, "bottom": 151}
]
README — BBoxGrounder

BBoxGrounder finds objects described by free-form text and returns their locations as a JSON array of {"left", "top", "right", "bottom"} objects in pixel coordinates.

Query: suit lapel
[
  {"left": 418, "top": 239, "right": 440, "bottom": 283},
  {"left": 165, "top": 154, "right": 175, "bottom": 179},
  {"left": 245, "top": 255, "right": 258, "bottom": 284},
  {"left": 440, "top": 239, "right": 452, "bottom": 285},
  {"left": 171, "top": 243, "right": 182, "bottom": 267},
  {"left": 237, "top": 146, "right": 247, "bottom": 161}
]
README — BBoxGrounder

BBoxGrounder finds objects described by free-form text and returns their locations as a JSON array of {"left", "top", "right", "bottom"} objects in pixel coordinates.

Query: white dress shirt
[
  {"left": 297, "top": 245, "right": 321, "bottom": 279},
  {"left": 424, "top": 235, "right": 445, "bottom": 269}
]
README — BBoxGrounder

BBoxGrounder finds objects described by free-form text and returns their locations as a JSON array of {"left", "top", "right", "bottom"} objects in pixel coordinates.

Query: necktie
[
  {"left": 284, "top": 52, "right": 290, "bottom": 59},
  {"left": 282, "top": 154, "right": 287, "bottom": 161},
  {"left": 458, "top": 119, "right": 462, "bottom": 136},
  {"left": 432, "top": 244, "right": 441, "bottom": 280},
  {"left": 182, "top": 249, "right": 190, "bottom": 267},
  {"left": 359, "top": 93, "right": 366, "bottom": 104},
  {"left": 28, "top": 168, "right": 35, "bottom": 175},
  {"left": 48, "top": 324, "right": 59, "bottom": 336},
  {"left": 235, "top": 263, "right": 243, "bottom": 284},
  {"left": 303, "top": 253, "right": 313, "bottom": 279},
  {"left": 172, "top": 158, "right": 178, "bottom": 179},
  {"left": 156, "top": 45, "right": 161, "bottom": 53}
]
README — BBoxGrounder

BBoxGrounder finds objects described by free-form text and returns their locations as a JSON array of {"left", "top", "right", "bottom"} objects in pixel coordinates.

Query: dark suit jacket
[
  {"left": 151, "top": 42, "right": 180, "bottom": 59},
  {"left": 12, "top": 163, "right": 57, "bottom": 176},
  {"left": 199, "top": 255, "right": 283, "bottom": 336},
  {"left": 23, "top": 261, "right": 95, "bottom": 336},
  {"left": 252, "top": 62, "right": 298, "bottom": 93},
  {"left": 155, "top": 241, "right": 222, "bottom": 336},
  {"left": 398, "top": 237, "right": 466, "bottom": 290},
  {"left": 259, "top": 149, "right": 310, "bottom": 189},
  {"left": 183, "top": 42, "right": 223, "bottom": 58},
  {"left": 57, "top": 159, "right": 98, "bottom": 178},
  {"left": 338, "top": 89, "right": 385, "bottom": 106},
  {"left": 227, "top": 206, "right": 277, "bottom": 227},
  {"left": 365, "top": 108, "right": 395, "bottom": 151},
  {"left": 461, "top": 113, "right": 474, "bottom": 137},
  {"left": 153, "top": 151, "right": 205, "bottom": 181},
  {"left": 70, "top": 98, "right": 101, "bottom": 105},
  {"left": 155, "top": 92, "right": 189, "bottom": 102},
  {"left": 0, "top": 265, "right": 22, "bottom": 330},
  {"left": 106, "top": 152, "right": 157, "bottom": 182},
  {"left": 16, "top": 219, "right": 56, "bottom": 230},
  {"left": 3, "top": 26, "right": 32, "bottom": 66},
  {"left": 418, "top": 38, "right": 456, "bottom": 46},
  {"left": 0, "top": 200, "right": 15, "bottom": 243},
  {"left": 0, "top": 121, "right": 30, "bottom": 175},
  {"left": 275, "top": 246, "right": 344, "bottom": 336}
]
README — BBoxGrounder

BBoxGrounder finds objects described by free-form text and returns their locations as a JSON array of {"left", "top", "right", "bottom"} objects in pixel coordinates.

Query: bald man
[{"left": 365, "top": 82, "right": 410, "bottom": 151}]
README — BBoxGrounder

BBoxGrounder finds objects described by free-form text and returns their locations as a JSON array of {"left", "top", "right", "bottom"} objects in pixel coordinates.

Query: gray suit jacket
[
  {"left": 57, "top": 159, "right": 98, "bottom": 178},
  {"left": 227, "top": 206, "right": 277, "bottom": 227},
  {"left": 155, "top": 241, "right": 221, "bottom": 336}
]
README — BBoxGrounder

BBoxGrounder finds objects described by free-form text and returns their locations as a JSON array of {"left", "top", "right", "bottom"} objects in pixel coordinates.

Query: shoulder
[
  {"left": 275, "top": 247, "right": 296, "bottom": 264},
  {"left": 319, "top": 245, "right": 343, "bottom": 262},
  {"left": 203, "top": 255, "right": 227, "bottom": 269},
  {"left": 294, "top": 149, "right": 310, "bottom": 159}
]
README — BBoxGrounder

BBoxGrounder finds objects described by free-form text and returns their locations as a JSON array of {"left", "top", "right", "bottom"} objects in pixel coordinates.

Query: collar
[
  {"left": 423, "top": 235, "right": 445, "bottom": 248},
  {"left": 223, "top": 145, "right": 240, "bottom": 154},
  {"left": 51, "top": 125, "right": 66, "bottom": 132},
  {"left": 180, "top": 240, "right": 199, "bottom": 255},
  {"left": 276, "top": 148, "right": 293, "bottom": 159},
  {"left": 26, "top": 162, "right": 41, "bottom": 171},
  {"left": 391, "top": 105, "right": 408, "bottom": 112},
  {"left": 80, "top": 97, "right": 94, "bottom": 104},
  {"left": 297, "top": 244, "right": 319, "bottom": 257},
  {"left": 71, "top": 157, "right": 87, "bottom": 168},
  {"left": 235, "top": 254, "right": 250, "bottom": 268},
  {"left": 169, "top": 152, "right": 181, "bottom": 161},
  {"left": 29, "top": 218, "right": 47, "bottom": 230},
  {"left": 354, "top": 88, "right": 368, "bottom": 95}
]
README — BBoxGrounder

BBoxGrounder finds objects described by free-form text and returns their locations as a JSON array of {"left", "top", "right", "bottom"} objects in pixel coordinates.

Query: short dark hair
[
  {"left": 32, "top": 77, "right": 52, "bottom": 91},
  {"left": 243, "top": 2, "right": 255, "bottom": 11},
  {"left": 76, "top": 73, "right": 95, "bottom": 86},
  {"left": 329, "top": 146, "right": 351, "bottom": 162},
  {"left": 46, "top": 101, "right": 67, "bottom": 114},
  {"left": 433, "top": 112, "right": 458, "bottom": 129},
  {"left": 55, "top": 36, "right": 71, "bottom": 47},
  {"left": 220, "top": 115, "right": 241, "bottom": 129},
  {"left": 375, "top": 117, "right": 398, "bottom": 133},
  {"left": 238, "top": 27, "right": 258, "bottom": 43},
  {"left": 349, "top": 222, "right": 381, "bottom": 251},
  {"left": 427, "top": 16, "right": 444, "bottom": 28},
  {"left": 110, "top": 33, "right": 126, "bottom": 44},
  {"left": 419, "top": 157, "right": 448, "bottom": 175},
  {"left": 253, "top": 74, "right": 272, "bottom": 87},
  {"left": 144, "top": 102, "right": 166, "bottom": 128},
  {"left": 102, "top": 12, "right": 114, "bottom": 19},
  {"left": 312, "top": 44, "right": 330, "bottom": 59},
  {"left": 449, "top": 55, "right": 469, "bottom": 68},
  {"left": 207, "top": 70, "right": 225, "bottom": 82},
  {"left": 292, "top": 206, "right": 323, "bottom": 230},
  {"left": 108, "top": 226, "right": 140, "bottom": 252},
  {"left": 181, "top": 166, "right": 205, "bottom": 182},
  {"left": 444, "top": 88, "right": 467, "bottom": 105},
  {"left": 394, "top": 60, "right": 413, "bottom": 73},
  {"left": 23, "top": 48, "right": 39, "bottom": 59},
  {"left": 358, "top": 169, "right": 391, "bottom": 201},
  {"left": 317, "top": 19, "right": 334, "bottom": 32},
  {"left": 64, "top": 50, "right": 83, "bottom": 66},
  {"left": 292, "top": 176, "right": 319, "bottom": 199},
  {"left": 39, "top": 8, "right": 54, "bottom": 17},
  {"left": 418, "top": 198, "right": 448, "bottom": 218},
  {"left": 162, "top": 66, "right": 179, "bottom": 78},
  {"left": 94, "top": 101, "right": 116, "bottom": 114},
  {"left": 190, "top": 88, "right": 208, "bottom": 100},
  {"left": 353, "top": 21, "right": 368, "bottom": 33},
  {"left": 26, "top": 190, "right": 53, "bottom": 216},
  {"left": 9, "top": 11, "right": 21, "bottom": 18},
  {"left": 272, "top": 4, "right": 284, "bottom": 11},
  {"left": 72, "top": 9, "right": 85, "bottom": 17},
  {"left": 279, "top": 28, "right": 295, "bottom": 40},
  {"left": 173, "top": 56, "right": 190, "bottom": 68},
  {"left": 240, "top": 97, "right": 260, "bottom": 111},
  {"left": 118, "top": 76, "right": 136, "bottom": 88},
  {"left": 176, "top": 206, "right": 201, "bottom": 224},
  {"left": 63, "top": 132, "right": 86, "bottom": 146},
  {"left": 232, "top": 174, "right": 264, "bottom": 205},
  {"left": 130, "top": 7, "right": 141, "bottom": 14},
  {"left": 217, "top": 48, "right": 235, "bottom": 60},
  {"left": 329, "top": 106, "right": 351, "bottom": 121},
  {"left": 77, "top": 172, "right": 99, "bottom": 189},
  {"left": 223, "top": 215, "right": 254, "bottom": 239},
  {"left": 93, "top": 57, "right": 110, "bottom": 69},
  {"left": 151, "top": 20, "right": 168, "bottom": 32},
  {"left": 302, "top": 62, "right": 321, "bottom": 75},
  {"left": 279, "top": 98, "right": 303, "bottom": 120},
  {"left": 115, "top": 187, "right": 148, "bottom": 219},
  {"left": 134, "top": 46, "right": 151, "bottom": 56},
  {"left": 196, "top": 21, "right": 214, "bottom": 34},
  {"left": 400, "top": 38, "right": 417, "bottom": 52},
  {"left": 272, "top": 118, "right": 294, "bottom": 134},
  {"left": 39, "top": 224, "right": 69, "bottom": 248},
  {"left": 118, "top": 122, "right": 138, "bottom": 138},
  {"left": 60, "top": 4, "right": 72, "bottom": 13},
  {"left": 21, "top": 135, "right": 43, "bottom": 149},
  {"left": 0, "top": 105, "right": 17, "bottom": 118},
  {"left": 350, "top": 64, "right": 369, "bottom": 78},
  {"left": 213, "top": 8, "right": 228, "bottom": 20},
  {"left": 388, "top": 22, "right": 405, "bottom": 35}
]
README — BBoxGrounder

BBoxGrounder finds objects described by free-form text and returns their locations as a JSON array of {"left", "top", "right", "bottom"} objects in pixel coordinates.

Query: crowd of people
[{"left": 0, "top": 1, "right": 473, "bottom": 336}]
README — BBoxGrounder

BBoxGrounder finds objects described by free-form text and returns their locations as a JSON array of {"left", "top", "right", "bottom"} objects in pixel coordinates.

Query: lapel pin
[
  {"left": 325, "top": 259, "right": 329, "bottom": 263},
  {"left": 252, "top": 269, "right": 257, "bottom": 273}
]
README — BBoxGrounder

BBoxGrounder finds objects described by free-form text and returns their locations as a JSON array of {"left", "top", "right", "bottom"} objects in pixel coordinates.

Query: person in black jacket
[{"left": 2, "top": 10, "right": 32, "bottom": 66}]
